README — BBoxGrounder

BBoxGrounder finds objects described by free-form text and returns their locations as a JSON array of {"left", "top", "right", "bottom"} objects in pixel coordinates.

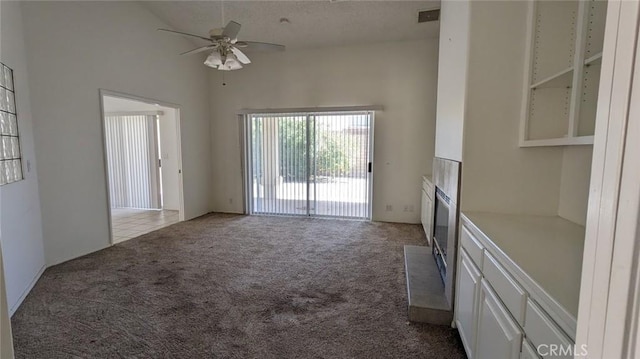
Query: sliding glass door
[{"left": 246, "top": 111, "right": 373, "bottom": 219}]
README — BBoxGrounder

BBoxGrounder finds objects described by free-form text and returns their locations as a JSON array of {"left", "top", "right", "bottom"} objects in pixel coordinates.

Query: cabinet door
[
  {"left": 425, "top": 194, "right": 433, "bottom": 240},
  {"left": 421, "top": 189, "right": 432, "bottom": 242},
  {"left": 421, "top": 190, "right": 427, "bottom": 224},
  {"left": 521, "top": 338, "right": 540, "bottom": 359},
  {"left": 475, "top": 279, "right": 523, "bottom": 359},
  {"left": 455, "top": 249, "right": 482, "bottom": 358}
]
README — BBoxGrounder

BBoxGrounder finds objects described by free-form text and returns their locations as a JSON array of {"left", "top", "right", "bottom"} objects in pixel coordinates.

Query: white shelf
[
  {"left": 530, "top": 67, "right": 573, "bottom": 89},
  {"left": 522, "top": 0, "right": 606, "bottom": 147},
  {"left": 584, "top": 52, "right": 602, "bottom": 66},
  {"left": 519, "top": 136, "right": 594, "bottom": 147}
]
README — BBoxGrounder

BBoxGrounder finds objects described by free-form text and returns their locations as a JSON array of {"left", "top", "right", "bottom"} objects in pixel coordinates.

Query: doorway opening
[
  {"left": 244, "top": 111, "right": 374, "bottom": 219},
  {"left": 100, "top": 91, "right": 184, "bottom": 244}
]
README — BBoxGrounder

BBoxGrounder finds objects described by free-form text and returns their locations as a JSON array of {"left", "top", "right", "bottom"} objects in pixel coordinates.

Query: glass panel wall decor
[{"left": 0, "top": 63, "right": 23, "bottom": 185}]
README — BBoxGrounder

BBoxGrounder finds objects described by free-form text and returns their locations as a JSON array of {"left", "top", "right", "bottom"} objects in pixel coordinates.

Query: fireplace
[{"left": 431, "top": 157, "right": 461, "bottom": 308}]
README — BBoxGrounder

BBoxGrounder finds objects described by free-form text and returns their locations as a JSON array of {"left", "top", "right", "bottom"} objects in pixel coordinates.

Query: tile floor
[{"left": 111, "top": 208, "right": 180, "bottom": 243}]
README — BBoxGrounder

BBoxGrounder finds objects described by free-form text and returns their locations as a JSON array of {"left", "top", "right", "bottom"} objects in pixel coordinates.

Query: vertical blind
[
  {"left": 105, "top": 114, "right": 160, "bottom": 209},
  {"left": 247, "top": 111, "right": 373, "bottom": 219}
]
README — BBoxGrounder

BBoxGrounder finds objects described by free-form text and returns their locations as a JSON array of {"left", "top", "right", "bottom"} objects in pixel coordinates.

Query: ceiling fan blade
[
  {"left": 157, "top": 28, "right": 212, "bottom": 42},
  {"left": 239, "top": 41, "right": 285, "bottom": 52},
  {"left": 231, "top": 47, "right": 251, "bottom": 64},
  {"left": 180, "top": 45, "right": 218, "bottom": 56},
  {"left": 222, "top": 21, "right": 242, "bottom": 42}
]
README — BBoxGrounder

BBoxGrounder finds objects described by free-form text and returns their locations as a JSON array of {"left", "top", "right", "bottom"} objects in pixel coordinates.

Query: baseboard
[
  {"left": 211, "top": 210, "right": 245, "bottom": 215},
  {"left": 9, "top": 264, "right": 45, "bottom": 317}
]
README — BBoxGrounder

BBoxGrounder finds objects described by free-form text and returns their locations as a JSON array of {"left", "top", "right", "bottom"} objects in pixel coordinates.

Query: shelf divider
[
  {"left": 530, "top": 67, "right": 574, "bottom": 89},
  {"left": 520, "top": 136, "right": 594, "bottom": 147},
  {"left": 584, "top": 52, "right": 603, "bottom": 66}
]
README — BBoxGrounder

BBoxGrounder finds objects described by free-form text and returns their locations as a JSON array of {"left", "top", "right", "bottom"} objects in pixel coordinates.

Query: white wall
[
  {"left": 460, "top": 1, "right": 565, "bottom": 216},
  {"left": 210, "top": 39, "right": 439, "bottom": 223},
  {"left": 434, "top": 0, "right": 470, "bottom": 162},
  {"left": 158, "top": 110, "right": 180, "bottom": 211},
  {"left": 558, "top": 146, "right": 593, "bottom": 226},
  {"left": 0, "top": 1, "right": 47, "bottom": 314},
  {"left": 21, "top": 1, "right": 212, "bottom": 265}
]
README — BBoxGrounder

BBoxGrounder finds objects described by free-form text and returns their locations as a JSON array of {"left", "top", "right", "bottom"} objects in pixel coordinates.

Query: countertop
[{"left": 462, "top": 211, "right": 585, "bottom": 318}]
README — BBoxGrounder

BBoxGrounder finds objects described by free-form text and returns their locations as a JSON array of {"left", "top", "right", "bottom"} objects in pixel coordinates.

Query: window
[{"left": 0, "top": 62, "right": 23, "bottom": 185}]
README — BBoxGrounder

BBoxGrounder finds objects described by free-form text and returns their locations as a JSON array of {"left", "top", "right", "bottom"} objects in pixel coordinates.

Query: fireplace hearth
[{"left": 403, "top": 157, "right": 461, "bottom": 325}]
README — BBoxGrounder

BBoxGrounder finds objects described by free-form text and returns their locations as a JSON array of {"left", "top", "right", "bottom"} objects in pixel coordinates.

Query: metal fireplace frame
[
  {"left": 433, "top": 186, "right": 451, "bottom": 284},
  {"left": 432, "top": 157, "right": 461, "bottom": 309}
]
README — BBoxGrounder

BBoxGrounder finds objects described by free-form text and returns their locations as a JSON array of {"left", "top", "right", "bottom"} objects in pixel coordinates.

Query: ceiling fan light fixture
[
  {"left": 204, "top": 51, "right": 223, "bottom": 68},
  {"left": 221, "top": 53, "right": 243, "bottom": 71},
  {"left": 161, "top": 20, "right": 285, "bottom": 71}
]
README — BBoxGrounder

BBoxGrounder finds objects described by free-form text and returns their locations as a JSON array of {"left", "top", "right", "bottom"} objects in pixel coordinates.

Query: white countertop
[{"left": 462, "top": 211, "right": 585, "bottom": 318}]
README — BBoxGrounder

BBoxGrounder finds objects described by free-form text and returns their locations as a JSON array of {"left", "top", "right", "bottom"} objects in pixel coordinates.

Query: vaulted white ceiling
[{"left": 142, "top": 1, "right": 440, "bottom": 50}]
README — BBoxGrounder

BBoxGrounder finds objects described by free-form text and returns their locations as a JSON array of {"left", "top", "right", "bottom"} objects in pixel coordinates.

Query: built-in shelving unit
[{"left": 520, "top": 0, "right": 607, "bottom": 147}]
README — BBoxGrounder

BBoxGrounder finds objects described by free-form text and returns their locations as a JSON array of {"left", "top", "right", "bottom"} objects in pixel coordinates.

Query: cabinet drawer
[
  {"left": 520, "top": 338, "right": 540, "bottom": 359},
  {"left": 482, "top": 251, "right": 527, "bottom": 325},
  {"left": 524, "top": 299, "right": 573, "bottom": 359},
  {"left": 461, "top": 226, "right": 484, "bottom": 268}
]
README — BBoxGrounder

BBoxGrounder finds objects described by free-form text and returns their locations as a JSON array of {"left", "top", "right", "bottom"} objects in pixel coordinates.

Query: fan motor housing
[{"left": 209, "top": 28, "right": 224, "bottom": 38}]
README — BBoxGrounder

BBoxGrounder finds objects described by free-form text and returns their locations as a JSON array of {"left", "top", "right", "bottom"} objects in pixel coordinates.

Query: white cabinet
[
  {"left": 421, "top": 177, "right": 434, "bottom": 244},
  {"left": 458, "top": 215, "right": 578, "bottom": 359},
  {"left": 421, "top": 189, "right": 433, "bottom": 242},
  {"left": 455, "top": 249, "right": 482, "bottom": 358},
  {"left": 475, "top": 279, "right": 523, "bottom": 359}
]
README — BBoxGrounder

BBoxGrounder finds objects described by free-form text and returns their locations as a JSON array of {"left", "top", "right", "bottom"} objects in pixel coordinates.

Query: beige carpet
[{"left": 11, "top": 213, "right": 465, "bottom": 358}]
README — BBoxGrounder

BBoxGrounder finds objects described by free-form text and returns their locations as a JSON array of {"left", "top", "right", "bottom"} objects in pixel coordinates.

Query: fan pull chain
[{"left": 222, "top": 72, "right": 226, "bottom": 86}]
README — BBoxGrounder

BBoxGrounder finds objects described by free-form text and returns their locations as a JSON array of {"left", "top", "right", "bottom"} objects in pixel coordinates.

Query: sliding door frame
[
  {"left": 242, "top": 106, "right": 378, "bottom": 220},
  {"left": 306, "top": 114, "right": 313, "bottom": 217}
]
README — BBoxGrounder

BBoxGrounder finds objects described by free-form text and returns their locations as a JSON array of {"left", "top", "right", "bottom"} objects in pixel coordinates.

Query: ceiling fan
[{"left": 158, "top": 21, "right": 285, "bottom": 71}]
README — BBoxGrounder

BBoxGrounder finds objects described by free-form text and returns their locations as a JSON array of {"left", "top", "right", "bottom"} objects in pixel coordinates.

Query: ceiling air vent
[{"left": 418, "top": 9, "right": 440, "bottom": 23}]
